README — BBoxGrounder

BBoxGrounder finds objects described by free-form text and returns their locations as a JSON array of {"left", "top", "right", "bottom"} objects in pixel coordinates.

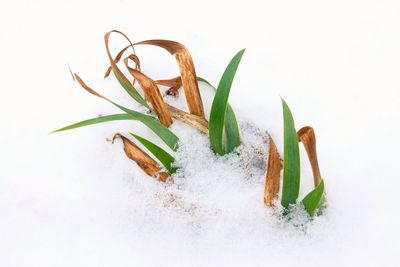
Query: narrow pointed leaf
[
  {"left": 130, "top": 133, "right": 177, "bottom": 173},
  {"left": 209, "top": 49, "right": 245, "bottom": 155},
  {"left": 281, "top": 99, "right": 300, "bottom": 208},
  {"left": 104, "top": 31, "right": 149, "bottom": 108},
  {"left": 74, "top": 74, "right": 179, "bottom": 151},
  {"left": 197, "top": 76, "right": 240, "bottom": 153},
  {"left": 302, "top": 179, "right": 325, "bottom": 216},
  {"left": 51, "top": 114, "right": 135, "bottom": 133},
  {"left": 224, "top": 104, "right": 241, "bottom": 153}
]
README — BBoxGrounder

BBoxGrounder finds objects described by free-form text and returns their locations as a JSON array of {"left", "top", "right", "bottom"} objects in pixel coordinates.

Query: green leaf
[
  {"left": 224, "top": 105, "right": 240, "bottom": 153},
  {"left": 50, "top": 114, "right": 135, "bottom": 133},
  {"left": 208, "top": 49, "right": 245, "bottom": 155},
  {"left": 302, "top": 180, "right": 325, "bottom": 216},
  {"left": 53, "top": 103, "right": 179, "bottom": 152},
  {"left": 130, "top": 133, "right": 177, "bottom": 173},
  {"left": 71, "top": 74, "right": 179, "bottom": 151},
  {"left": 108, "top": 100, "right": 179, "bottom": 151},
  {"left": 196, "top": 76, "right": 212, "bottom": 86},
  {"left": 198, "top": 76, "right": 240, "bottom": 154},
  {"left": 281, "top": 98, "right": 301, "bottom": 208},
  {"left": 114, "top": 73, "right": 150, "bottom": 109}
]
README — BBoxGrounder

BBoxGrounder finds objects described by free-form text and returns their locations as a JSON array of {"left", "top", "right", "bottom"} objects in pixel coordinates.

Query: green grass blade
[
  {"left": 108, "top": 100, "right": 179, "bottom": 151},
  {"left": 51, "top": 114, "right": 135, "bottom": 133},
  {"left": 302, "top": 180, "right": 325, "bottom": 216},
  {"left": 281, "top": 98, "right": 301, "bottom": 208},
  {"left": 71, "top": 74, "right": 178, "bottom": 151},
  {"left": 196, "top": 76, "right": 212, "bottom": 86},
  {"left": 198, "top": 77, "right": 240, "bottom": 153},
  {"left": 224, "top": 104, "right": 240, "bottom": 153},
  {"left": 198, "top": 76, "right": 241, "bottom": 153},
  {"left": 208, "top": 49, "right": 245, "bottom": 155},
  {"left": 130, "top": 133, "right": 177, "bottom": 173},
  {"left": 113, "top": 73, "right": 150, "bottom": 109}
]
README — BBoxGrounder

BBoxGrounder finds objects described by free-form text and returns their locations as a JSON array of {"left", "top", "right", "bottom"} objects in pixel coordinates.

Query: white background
[{"left": 1, "top": 0, "right": 399, "bottom": 266}]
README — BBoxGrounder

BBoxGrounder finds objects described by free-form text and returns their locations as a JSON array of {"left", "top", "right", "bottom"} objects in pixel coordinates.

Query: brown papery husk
[
  {"left": 112, "top": 134, "right": 170, "bottom": 182},
  {"left": 297, "top": 126, "right": 322, "bottom": 187},
  {"left": 264, "top": 136, "right": 282, "bottom": 207},
  {"left": 124, "top": 55, "right": 173, "bottom": 127},
  {"left": 133, "top": 40, "right": 205, "bottom": 118}
]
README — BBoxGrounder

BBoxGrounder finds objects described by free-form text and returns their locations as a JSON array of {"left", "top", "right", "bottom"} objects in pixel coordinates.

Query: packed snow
[{"left": 1, "top": 0, "right": 399, "bottom": 266}]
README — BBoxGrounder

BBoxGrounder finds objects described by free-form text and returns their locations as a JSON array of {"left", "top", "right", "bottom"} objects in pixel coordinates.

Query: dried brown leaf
[
  {"left": 124, "top": 56, "right": 173, "bottom": 127},
  {"left": 297, "top": 126, "right": 322, "bottom": 187},
  {"left": 264, "top": 136, "right": 282, "bottom": 207},
  {"left": 74, "top": 74, "right": 105, "bottom": 99},
  {"left": 133, "top": 40, "right": 205, "bottom": 118},
  {"left": 112, "top": 134, "right": 170, "bottom": 182}
]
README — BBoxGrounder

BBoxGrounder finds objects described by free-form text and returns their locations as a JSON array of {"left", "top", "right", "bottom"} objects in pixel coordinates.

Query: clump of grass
[
  {"left": 52, "top": 30, "right": 326, "bottom": 218},
  {"left": 263, "top": 99, "right": 325, "bottom": 216}
]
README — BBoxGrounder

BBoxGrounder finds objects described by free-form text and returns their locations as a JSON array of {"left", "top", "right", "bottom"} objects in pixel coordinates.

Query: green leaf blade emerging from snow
[
  {"left": 130, "top": 133, "right": 177, "bottom": 173},
  {"left": 281, "top": 99, "right": 301, "bottom": 209},
  {"left": 302, "top": 179, "right": 325, "bottom": 216},
  {"left": 197, "top": 76, "right": 241, "bottom": 154},
  {"left": 207, "top": 49, "right": 245, "bottom": 155}
]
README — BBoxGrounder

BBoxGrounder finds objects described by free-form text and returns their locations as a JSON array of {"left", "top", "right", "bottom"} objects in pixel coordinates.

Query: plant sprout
[{"left": 52, "top": 30, "right": 326, "bottom": 218}]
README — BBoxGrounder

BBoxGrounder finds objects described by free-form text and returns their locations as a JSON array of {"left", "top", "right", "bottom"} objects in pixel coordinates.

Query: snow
[{"left": 1, "top": 0, "right": 400, "bottom": 266}]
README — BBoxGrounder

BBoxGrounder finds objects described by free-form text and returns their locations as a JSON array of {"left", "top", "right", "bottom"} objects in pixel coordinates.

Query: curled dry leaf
[
  {"left": 112, "top": 134, "right": 170, "bottom": 182},
  {"left": 104, "top": 44, "right": 131, "bottom": 78},
  {"left": 75, "top": 74, "right": 105, "bottom": 99},
  {"left": 104, "top": 31, "right": 149, "bottom": 108},
  {"left": 297, "top": 126, "right": 322, "bottom": 187},
  {"left": 264, "top": 136, "right": 282, "bottom": 207},
  {"left": 133, "top": 40, "right": 205, "bottom": 118},
  {"left": 155, "top": 76, "right": 182, "bottom": 96},
  {"left": 124, "top": 55, "right": 173, "bottom": 127}
]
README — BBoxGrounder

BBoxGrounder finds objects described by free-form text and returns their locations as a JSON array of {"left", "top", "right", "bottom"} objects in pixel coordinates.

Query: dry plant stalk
[
  {"left": 124, "top": 56, "right": 173, "bottom": 127},
  {"left": 134, "top": 40, "right": 205, "bottom": 118},
  {"left": 297, "top": 126, "right": 322, "bottom": 187},
  {"left": 264, "top": 136, "right": 282, "bottom": 206},
  {"left": 112, "top": 134, "right": 170, "bottom": 182},
  {"left": 167, "top": 104, "right": 209, "bottom": 134}
]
